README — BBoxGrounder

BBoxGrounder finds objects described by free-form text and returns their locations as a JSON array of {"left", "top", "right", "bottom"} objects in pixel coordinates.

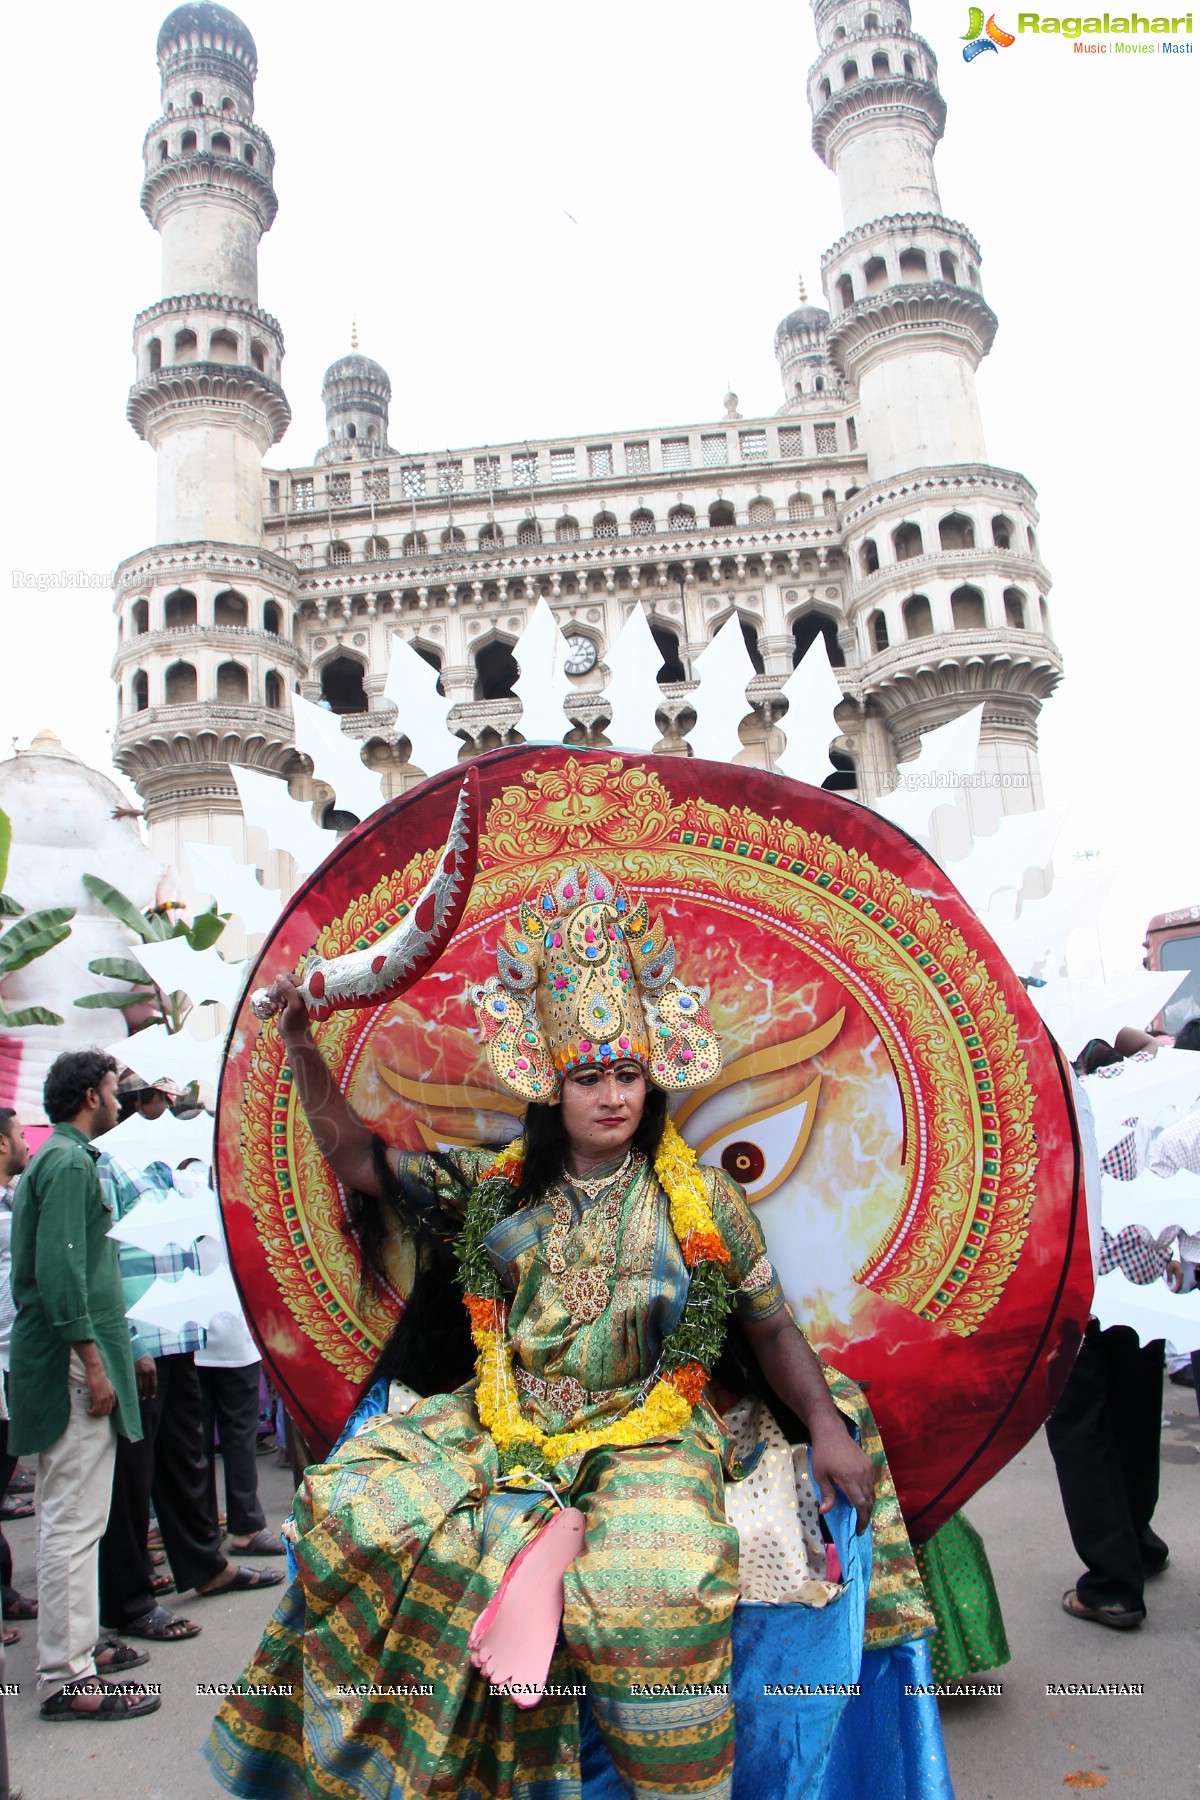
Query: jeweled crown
[{"left": 471, "top": 865, "right": 722, "bottom": 1103}]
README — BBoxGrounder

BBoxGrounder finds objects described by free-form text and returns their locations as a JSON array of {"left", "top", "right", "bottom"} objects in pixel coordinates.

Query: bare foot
[{"left": 469, "top": 1508, "right": 585, "bottom": 1708}]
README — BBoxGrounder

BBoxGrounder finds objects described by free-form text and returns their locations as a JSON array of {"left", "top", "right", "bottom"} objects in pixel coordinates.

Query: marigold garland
[{"left": 458, "top": 1120, "right": 734, "bottom": 1476}]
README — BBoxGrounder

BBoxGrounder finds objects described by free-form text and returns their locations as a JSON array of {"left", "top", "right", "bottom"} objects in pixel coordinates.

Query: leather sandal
[
  {"left": 40, "top": 1678, "right": 162, "bottom": 1721},
  {"left": 1061, "top": 1589, "right": 1144, "bottom": 1631}
]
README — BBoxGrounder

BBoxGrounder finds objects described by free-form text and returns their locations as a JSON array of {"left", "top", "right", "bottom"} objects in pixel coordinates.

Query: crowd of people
[{"left": 0, "top": 1050, "right": 284, "bottom": 1789}]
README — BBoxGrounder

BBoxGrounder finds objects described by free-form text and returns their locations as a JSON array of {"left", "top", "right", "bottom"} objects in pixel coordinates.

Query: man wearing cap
[{"left": 96, "top": 1074, "right": 281, "bottom": 1641}]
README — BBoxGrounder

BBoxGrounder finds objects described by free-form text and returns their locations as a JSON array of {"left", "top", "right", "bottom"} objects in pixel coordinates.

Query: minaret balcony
[
  {"left": 141, "top": 150, "right": 278, "bottom": 233},
  {"left": 822, "top": 215, "right": 985, "bottom": 310},
  {"left": 112, "top": 623, "right": 304, "bottom": 674},
  {"left": 826, "top": 284, "right": 998, "bottom": 380},
  {"left": 127, "top": 362, "right": 292, "bottom": 445},
  {"left": 848, "top": 548, "right": 1051, "bottom": 607},
  {"left": 860, "top": 629, "right": 1064, "bottom": 711},
  {"left": 133, "top": 295, "right": 285, "bottom": 387}
]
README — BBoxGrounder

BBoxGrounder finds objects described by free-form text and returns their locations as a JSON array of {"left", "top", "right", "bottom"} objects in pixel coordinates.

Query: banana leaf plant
[
  {"left": 0, "top": 807, "right": 76, "bottom": 1028},
  {"left": 74, "top": 874, "right": 229, "bottom": 1035}
]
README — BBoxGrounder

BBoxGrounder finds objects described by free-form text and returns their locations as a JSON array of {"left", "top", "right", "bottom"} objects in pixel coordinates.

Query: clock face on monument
[{"left": 562, "top": 633, "right": 598, "bottom": 675}]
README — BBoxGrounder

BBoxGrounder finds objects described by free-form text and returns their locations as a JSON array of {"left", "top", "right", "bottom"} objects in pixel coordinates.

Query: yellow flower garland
[{"left": 468, "top": 1120, "right": 724, "bottom": 1467}]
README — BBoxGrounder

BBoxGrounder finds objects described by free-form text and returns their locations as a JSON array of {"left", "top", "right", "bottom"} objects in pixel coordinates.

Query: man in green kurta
[{"left": 9, "top": 1050, "right": 159, "bottom": 1721}]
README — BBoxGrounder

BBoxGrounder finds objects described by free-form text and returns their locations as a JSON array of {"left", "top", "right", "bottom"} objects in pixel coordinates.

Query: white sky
[{"left": 3, "top": 1, "right": 1196, "bottom": 974}]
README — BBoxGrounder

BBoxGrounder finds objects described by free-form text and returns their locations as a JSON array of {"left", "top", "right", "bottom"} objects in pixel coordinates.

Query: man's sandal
[
  {"left": 194, "top": 1565, "right": 284, "bottom": 1597},
  {"left": 1061, "top": 1589, "right": 1144, "bottom": 1631},
  {"left": 118, "top": 1604, "right": 201, "bottom": 1641},
  {"left": 94, "top": 1636, "right": 151, "bottom": 1671},
  {"left": 40, "top": 1678, "right": 162, "bottom": 1721}
]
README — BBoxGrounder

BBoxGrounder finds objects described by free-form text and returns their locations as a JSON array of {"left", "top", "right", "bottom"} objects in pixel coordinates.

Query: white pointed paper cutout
[
  {"left": 126, "top": 1264, "right": 242, "bottom": 1335},
  {"left": 133, "top": 939, "right": 249, "bottom": 1013},
  {"left": 874, "top": 705, "right": 985, "bottom": 840},
  {"left": 602, "top": 604, "right": 668, "bottom": 753},
  {"left": 183, "top": 841, "right": 283, "bottom": 939},
  {"left": 989, "top": 865, "right": 1113, "bottom": 981},
  {"left": 947, "top": 807, "right": 1068, "bottom": 919},
  {"left": 512, "top": 599, "right": 571, "bottom": 743},
  {"left": 383, "top": 636, "right": 460, "bottom": 777},
  {"left": 107, "top": 1185, "right": 222, "bottom": 1255},
  {"left": 232, "top": 766, "right": 334, "bottom": 879},
  {"left": 106, "top": 1021, "right": 223, "bottom": 1093},
  {"left": 1100, "top": 1166, "right": 1200, "bottom": 1240},
  {"left": 774, "top": 634, "right": 845, "bottom": 785},
  {"left": 292, "top": 691, "right": 386, "bottom": 823},
  {"left": 687, "top": 614, "right": 757, "bottom": 764},
  {"left": 93, "top": 1106, "right": 215, "bottom": 1173},
  {"left": 1081, "top": 1044, "right": 1200, "bottom": 1161}
]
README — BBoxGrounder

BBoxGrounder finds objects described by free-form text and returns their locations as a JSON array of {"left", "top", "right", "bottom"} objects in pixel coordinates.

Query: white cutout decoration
[
  {"left": 1030, "top": 969, "right": 1185, "bottom": 1067},
  {"left": 233, "top": 766, "right": 334, "bottom": 879},
  {"left": 874, "top": 705, "right": 984, "bottom": 840},
  {"left": 107, "top": 1184, "right": 222, "bottom": 1256},
  {"left": 292, "top": 691, "right": 386, "bottom": 823},
  {"left": 687, "top": 614, "right": 757, "bottom": 764},
  {"left": 774, "top": 634, "right": 845, "bottom": 786},
  {"left": 601, "top": 604, "right": 668, "bottom": 753},
  {"left": 1091, "top": 1270, "right": 1200, "bottom": 1354},
  {"left": 183, "top": 841, "right": 283, "bottom": 938},
  {"left": 384, "top": 636, "right": 460, "bottom": 777},
  {"left": 106, "top": 1021, "right": 223, "bottom": 1093},
  {"left": 126, "top": 1264, "right": 242, "bottom": 1336},
  {"left": 93, "top": 1107, "right": 215, "bottom": 1172},
  {"left": 512, "top": 599, "right": 571, "bottom": 743},
  {"left": 133, "top": 939, "right": 249, "bottom": 1013},
  {"left": 947, "top": 807, "right": 1068, "bottom": 918}
]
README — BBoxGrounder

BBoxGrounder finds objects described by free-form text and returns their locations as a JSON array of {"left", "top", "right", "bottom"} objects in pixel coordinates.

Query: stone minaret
[
  {"left": 113, "top": 3, "right": 300, "bottom": 880},
  {"left": 809, "top": 0, "right": 1062, "bottom": 833}
]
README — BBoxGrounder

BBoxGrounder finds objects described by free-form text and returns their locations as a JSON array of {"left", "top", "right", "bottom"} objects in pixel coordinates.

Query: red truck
[{"left": 1144, "top": 905, "right": 1200, "bottom": 1035}]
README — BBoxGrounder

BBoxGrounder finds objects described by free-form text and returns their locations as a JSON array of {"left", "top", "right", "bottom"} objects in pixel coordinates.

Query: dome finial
[
  {"left": 351, "top": 318, "right": 359, "bottom": 352},
  {"left": 798, "top": 273, "right": 808, "bottom": 304}
]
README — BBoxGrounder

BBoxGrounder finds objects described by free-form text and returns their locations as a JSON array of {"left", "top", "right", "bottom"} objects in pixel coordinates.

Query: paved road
[{"left": 3, "top": 1383, "right": 1195, "bottom": 1798}]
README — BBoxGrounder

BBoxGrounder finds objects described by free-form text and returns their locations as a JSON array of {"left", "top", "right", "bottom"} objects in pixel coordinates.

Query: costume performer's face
[{"left": 557, "top": 1060, "right": 647, "bottom": 1160}]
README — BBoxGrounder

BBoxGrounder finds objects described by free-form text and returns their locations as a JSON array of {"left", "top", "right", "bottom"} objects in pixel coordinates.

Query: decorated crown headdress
[{"left": 471, "top": 865, "right": 722, "bottom": 1103}]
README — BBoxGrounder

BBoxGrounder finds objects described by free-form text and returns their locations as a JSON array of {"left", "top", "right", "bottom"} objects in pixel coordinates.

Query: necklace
[
  {"left": 456, "top": 1121, "right": 734, "bottom": 1478},
  {"left": 546, "top": 1151, "right": 640, "bottom": 1322}
]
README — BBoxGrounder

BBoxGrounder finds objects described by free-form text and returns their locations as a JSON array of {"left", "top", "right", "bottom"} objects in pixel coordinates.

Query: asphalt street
[{"left": 2, "top": 1380, "right": 1195, "bottom": 1799}]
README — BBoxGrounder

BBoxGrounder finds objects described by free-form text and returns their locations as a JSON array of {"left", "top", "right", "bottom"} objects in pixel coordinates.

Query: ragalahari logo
[{"left": 962, "top": 8, "right": 1017, "bottom": 57}]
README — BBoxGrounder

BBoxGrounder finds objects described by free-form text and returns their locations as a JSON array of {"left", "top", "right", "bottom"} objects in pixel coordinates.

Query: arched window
[
  {"left": 869, "top": 609, "right": 889, "bottom": 652},
  {"left": 213, "top": 588, "right": 248, "bottom": 626},
  {"left": 216, "top": 660, "right": 249, "bottom": 702},
  {"left": 131, "top": 598, "right": 150, "bottom": 634},
  {"left": 181, "top": 130, "right": 197, "bottom": 152},
  {"left": 189, "top": 90, "right": 203, "bottom": 107},
  {"left": 1039, "top": 597, "right": 1050, "bottom": 632},
  {"left": 320, "top": 655, "right": 369, "bottom": 714},
  {"left": 836, "top": 273, "right": 854, "bottom": 310},
  {"left": 903, "top": 595, "right": 933, "bottom": 639},
  {"left": 211, "top": 132, "right": 232, "bottom": 154},
  {"left": 899, "top": 248, "right": 928, "bottom": 280},
  {"left": 859, "top": 538, "right": 879, "bottom": 575},
  {"left": 652, "top": 626, "right": 685, "bottom": 684},
  {"left": 793, "top": 612, "right": 845, "bottom": 670},
  {"left": 903, "top": 53, "right": 916, "bottom": 74},
  {"left": 592, "top": 512, "right": 618, "bottom": 539},
  {"left": 163, "top": 587, "right": 197, "bottom": 628},
  {"left": 951, "top": 586, "right": 986, "bottom": 630},
  {"left": 263, "top": 600, "right": 282, "bottom": 635},
  {"left": 668, "top": 505, "right": 696, "bottom": 531},
  {"left": 474, "top": 639, "right": 519, "bottom": 701},
  {"left": 991, "top": 515, "right": 1013, "bottom": 550},
  {"left": 842, "top": 60, "right": 859, "bottom": 83},
  {"left": 401, "top": 532, "right": 427, "bottom": 557},
  {"left": 819, "top": 77, "right": 832, "bottom": 102},
  {"left": 967, "top": 264, "right": 981, "bottom": 290},
  {"left": 478, "top": 522, "right": 504, "bottom": 549},
  {"left": 147, "top": 337, "right": 162, "bottom": 373},
  {"left": 516, "top": 519, "right": 543, "bottom": 547},
  {"left": 939, "top": 512, "right": 975, "bottom": 551},
  {"left": 630, "top": 509, "right": 655, "bottom": 536},
  {"left": 872, "top": 52, "right": 890, "bottom": 74},
  {"left": 1003, "top": 588, "right": 1026, "bottom": 629},
  {"left": 555, "top": 516, "right": 580, "bottom": 543},
  {"left": 864, "top": 255, "right": 888, "bottom": 292},
  {"left": 158, "top": 139, "right": 168, "bottom": 162},
  {"left": 440, "top": 528, "right": 465, "bottom": 552},
  {"left": 865, "top": 12, "right": 880, "bottom": 27},
  {"left": 221, "top": 96, "right": 235, "bottom": 113},
  {"left": 414, "top": 644, "right": 446, "bottom": 697},
  {"left": 737, "top": 620, "right": 765, "bottom": 675},
  {"left": 822, "top": 490, "right": 838, "bottom": 517},
  {"left": 823, "top": 751, "right": 858, "bottom": 794},
  {"left": 173, "top": 328, "right": 197, "bottom": 361},
  {"left": 709, "top": 501, "right": 736, "bottom": 530},
  {"left": 265, "top": 670, "right": 284, "bottom": 709},
  {"left": 243, "top": 144, "right": 256, "bottom": 167},
  {"left": 328, "top": 541, "right": 352, "bottom": 566},
  {"left": 164, "top": 660, "right": 198, "bottom": 703},
  {"left": 748, "top": 498, "right": 775, "bottom": 526},
  {"left": 132, "top": 670, "right": 149, "bottom": 712},
  {"left": 364, "top": 536, "right": 391, "bottom": 560},
  {"left": 250, "top": 338, "right": 265, "bottom": 370},
  {"left": 1027, "top": 525, "right": 1038, "bottom": 556},
  {"left": 892, "top": 521, "right": 923, "bottom": 561},
  {"left": 788, "top": 493, "right": 815, "bottom": 520},
  {"left": 939, "top": 251, "right": 959, "bottom": 284}
]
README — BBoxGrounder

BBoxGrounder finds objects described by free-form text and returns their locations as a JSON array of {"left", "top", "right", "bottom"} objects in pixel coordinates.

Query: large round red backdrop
[{"left": 217, "top": 747, "right": 1092, "bottom": 1538}]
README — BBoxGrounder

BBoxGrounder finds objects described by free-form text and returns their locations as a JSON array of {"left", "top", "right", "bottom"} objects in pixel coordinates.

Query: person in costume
[{"left": 206, "top": 864, "right": 878, "bottom": 1800}]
